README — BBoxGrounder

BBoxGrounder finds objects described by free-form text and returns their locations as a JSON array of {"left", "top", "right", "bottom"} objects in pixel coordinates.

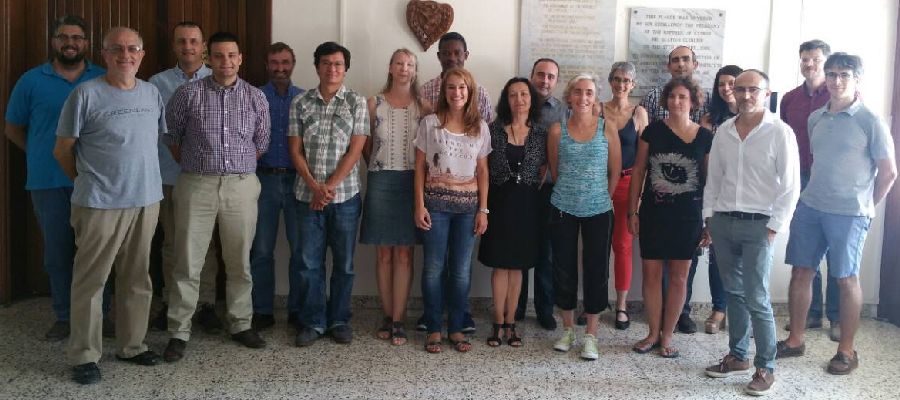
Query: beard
[{"left": 55, "top": 46, "right": 86, "bottom": 66}]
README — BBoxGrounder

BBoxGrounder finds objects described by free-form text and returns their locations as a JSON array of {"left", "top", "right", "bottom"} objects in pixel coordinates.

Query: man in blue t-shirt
[{"left": 4, "top": 15, "right": 108, "bottom": 341}]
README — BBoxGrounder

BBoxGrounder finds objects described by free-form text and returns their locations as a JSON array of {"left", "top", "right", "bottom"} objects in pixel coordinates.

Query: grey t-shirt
[
  {"left": 57, "top": 77, "right": 165, "bottom": 209},
  {"left": 801, "top": 100, "right": 895, "bottom": 217}
]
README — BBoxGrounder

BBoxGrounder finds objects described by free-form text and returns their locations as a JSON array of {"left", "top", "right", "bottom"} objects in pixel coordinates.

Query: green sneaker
[
  {"left": 553, "top": 328, "right": 576, "bottom": 352},
  {"left": 580, "top": 334, "right": 599, "bottom": 360}
]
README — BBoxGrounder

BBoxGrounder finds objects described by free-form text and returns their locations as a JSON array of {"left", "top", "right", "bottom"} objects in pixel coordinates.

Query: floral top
[{"left": 368, "top": 95, "right": 420, "bottom": 171}]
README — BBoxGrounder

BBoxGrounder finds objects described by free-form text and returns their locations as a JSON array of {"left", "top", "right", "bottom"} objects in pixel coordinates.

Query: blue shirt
[
  {"left": 551, "top": 117, "right": 612, "bottom": 217},
  {"left": 5, "top": 62, "right": 105, "bottom": 190},
  {"left": 259, "top": 82, "right": 304, "bottom": 169},
  {"left": 149, "top": 64, "right": 212, "bottom": 185},
  {"left": 801, "top": 99, "right": 895, "bottom": 217}
]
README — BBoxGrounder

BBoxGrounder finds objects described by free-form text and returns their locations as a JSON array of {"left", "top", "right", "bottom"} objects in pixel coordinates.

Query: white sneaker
[
  {"left": 580, "top": 334, "right": 599, "bottom": 360},
  {"left": 553, "top": 328, "right": 575, "bottom": 352}
]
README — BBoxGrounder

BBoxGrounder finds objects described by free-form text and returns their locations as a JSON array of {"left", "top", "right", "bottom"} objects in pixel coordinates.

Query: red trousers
[{"left": 611, "top": 174, "right": 633, "bottom": 291}]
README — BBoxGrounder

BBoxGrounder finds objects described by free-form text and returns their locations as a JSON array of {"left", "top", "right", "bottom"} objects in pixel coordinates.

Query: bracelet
[{"left": 478, "top": 208, "right": 490, "bottom": 214}]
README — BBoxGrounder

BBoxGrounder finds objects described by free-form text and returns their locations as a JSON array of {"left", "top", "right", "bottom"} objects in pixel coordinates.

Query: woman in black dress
[
  {"left": 478, "top": 78, "right": 546, "bottom": 347},
  {"left": 628, "top": 77, "right": 713, "bottom": 358}
]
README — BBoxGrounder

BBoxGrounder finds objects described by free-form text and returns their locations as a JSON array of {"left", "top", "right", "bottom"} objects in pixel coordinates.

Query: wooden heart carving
[{"left": 406, "top": 0, "right": 454, "bottom": 51}]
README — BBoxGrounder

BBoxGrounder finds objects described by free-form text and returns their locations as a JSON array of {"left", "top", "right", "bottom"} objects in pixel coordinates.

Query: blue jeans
[
  {"left": 709, "top": 213, "right": 777, "bottom": 371},
  {"left": 421, "top": 211, "right": 477, "bottom": 334},
  {"left": 250, "top": 172, "right": 302, "bottom": 315},
  {"left": 708, "top": 245, "right": 727, "bottom": 312},
  {"left": 296, "top": 194, "right": 361, "bottom": 332},
  {"left": 31, "top": 188, "right": 110, "bottom": 321}
]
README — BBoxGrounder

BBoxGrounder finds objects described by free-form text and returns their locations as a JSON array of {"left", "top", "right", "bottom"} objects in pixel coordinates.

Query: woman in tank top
[{"left": 547, "top": 73, "right": 621, "bottom": 360}]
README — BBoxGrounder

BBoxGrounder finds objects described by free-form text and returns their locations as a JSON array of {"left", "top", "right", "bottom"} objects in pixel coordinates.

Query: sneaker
[
  {"left": 72, "top": 362, "right": 101, "bottom": 385},
  {"left": 462, "top": 313, "right": 476, "bottom": 333},
  {"left": 537, "top": 313, "right": 557, "bottom": 331},
  {"left": 744, "top": 369, "right": 775, "bottom": 396},
  {"left": 775, "top": 340, "right": 805, "bottom": 358},
  {"left": 677, "top": 313, "right": 697, "bottom": 334},
  {"left": 231, "top": 329, "right": 266, "bottom": 349},
  {"left": 580, "top": 334, "right": 599, "bottom": 360},
  {"left": 295, "top": 326, "right": 322, "bottom": 347},
  {"left": 151, "top": 304, "right": 168, "bottom": 331},
  {"left": 329, "top": 325, "right": 353, "bottom": 344},
  {"left": 251, "top": 313, "right": 275, "bottom": 331},
  {"left": 553, "top": 328, "right": 576, "bottom": 352},
  {"left": 195, "top": 304, "right": 223, "bottom": 334},
  {"left": 829, "top": 322, "right": 841, "bottom": 342},
  {"left": 102, "top": 316, "right": 115, "bottom": 338},
  {"left": 826, "top": 350, "right": 859, "bottom": 375},
  {"left": 416, "top": 316, "right": 427, "bottom": 332},
  {"left": 44, "top": 320, "right": 70, "bottom": 342},
  {"left": 705, "top": 354, "right": 751, "bottom": 378}
]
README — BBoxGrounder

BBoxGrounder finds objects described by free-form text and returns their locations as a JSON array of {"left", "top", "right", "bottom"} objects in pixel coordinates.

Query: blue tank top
[{"left": 551, "top": 117, "right": 612, "bottom": 217}]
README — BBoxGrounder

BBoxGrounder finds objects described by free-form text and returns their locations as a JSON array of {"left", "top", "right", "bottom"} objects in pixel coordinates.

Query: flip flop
[
  {"left": 659, "top": 345, "right": 680, "bottom": 358},
  {"left": 632, "top": 339, "right": 660, "bottom": 354}
]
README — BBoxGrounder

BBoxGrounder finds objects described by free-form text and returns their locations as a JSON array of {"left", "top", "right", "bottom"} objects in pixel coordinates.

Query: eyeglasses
[
  {"left": 733, "top": 86, "right": 766, "bottom": 95},
  {"left": 611, "top": 77, "right": 633, "bottom": 84},
  {"left": 54, "top": 34, "right": 86, "bottom": 42},
  {"left": 825, "top": 71, "right": 855, "bottom": 81},
  {"left": 319, "top": 60, "right": 345, "bottom": 69},
  {"left": 104, "top": 45, "right": 143, "bottom": 54}
]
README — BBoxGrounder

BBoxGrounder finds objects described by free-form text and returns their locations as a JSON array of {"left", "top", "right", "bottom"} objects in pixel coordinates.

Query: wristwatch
[{"left": 478, "top": 208, "right": 490, "bottom": 214}]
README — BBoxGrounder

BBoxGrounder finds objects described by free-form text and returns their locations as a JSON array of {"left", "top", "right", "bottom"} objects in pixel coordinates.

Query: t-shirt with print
[
  {"left": 414, "top": 114, "right": 492, "bottom": 213},
  {"left": 639, "top": 120, "right": 713, "bottom": 221}
]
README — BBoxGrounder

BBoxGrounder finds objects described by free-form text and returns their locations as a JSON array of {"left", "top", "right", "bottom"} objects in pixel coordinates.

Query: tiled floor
[{"left": 1, "top": 297, "right": 899, "bottom": 399}]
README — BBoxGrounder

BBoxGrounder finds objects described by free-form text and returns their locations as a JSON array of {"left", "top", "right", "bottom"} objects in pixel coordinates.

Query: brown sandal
[{"left": 505, "top": 323, "right": 523, "bottom": 347}]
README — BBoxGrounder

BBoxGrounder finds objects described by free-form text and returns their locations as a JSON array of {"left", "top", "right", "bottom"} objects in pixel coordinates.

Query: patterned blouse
[
  {"left": 368, "top": 95, "right": 419, "bottom": 171},
  {"left": 487, "top": 121, "right": 547, "bottom": 186}
]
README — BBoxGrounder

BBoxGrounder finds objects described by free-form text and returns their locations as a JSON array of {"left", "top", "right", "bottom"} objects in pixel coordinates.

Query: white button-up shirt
[{"left": 702, "top": 111, "right": 801, "bottom": 232}]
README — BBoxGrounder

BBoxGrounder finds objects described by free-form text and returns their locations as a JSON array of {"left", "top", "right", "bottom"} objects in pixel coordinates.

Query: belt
[
  {"left": 720, "top": 211, "right": 769, "bottom": 221},
  {"left": 621, "top": 168, "right": 633, "bottom": 177},
  {"left": 257, "top": 167, "right": 294, "bottom": 174}
]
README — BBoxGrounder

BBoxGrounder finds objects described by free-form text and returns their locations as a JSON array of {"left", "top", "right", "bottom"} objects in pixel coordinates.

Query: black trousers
[{"left": 550, "top": 207, "right": 613, "bottom": 314}]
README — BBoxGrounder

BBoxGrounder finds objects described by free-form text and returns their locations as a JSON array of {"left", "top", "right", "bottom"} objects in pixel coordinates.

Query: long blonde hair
[
  {"left": 381, "top": 48, "right": 421, "bottom": 105},
  {"left": 436, "top": 67, "right": 482, "bottom": 137}
]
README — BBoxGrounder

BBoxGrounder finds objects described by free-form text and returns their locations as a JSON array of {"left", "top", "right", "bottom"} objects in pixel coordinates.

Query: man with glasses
[
  {"left": 148, "top": 21, "right": 223, "bottom": 334},
  {"left": 4, "top": 15, "right": 111, "bottom": 341},
  {"left": 164, "top": 31, "right": 270, "bottom": 362},
  {"left": 778, "top": 53, "right": 896, "bottom": 376},
  {"left": 702, "top": 70, "right": 800, "bottom": 396},
  {"left": 54, "top": 26, "right": 165, "bottom": 384},
  {"left": 778, "top": 39, "right": 840, "bottom": 340},
  {"left": 289, "top": 42, "right": 368, "bottom": 347}
]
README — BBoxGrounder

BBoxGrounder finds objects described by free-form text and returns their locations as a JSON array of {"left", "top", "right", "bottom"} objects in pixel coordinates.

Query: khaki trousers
[
  {"left": 68, "top": 203, "right": 159, "bottom": 365},
  {"left": 168, "top": 173, "right": 260, "bottom": 340},
  {"left": 160, "top": 185, "right": 218, "bottom": 304}
]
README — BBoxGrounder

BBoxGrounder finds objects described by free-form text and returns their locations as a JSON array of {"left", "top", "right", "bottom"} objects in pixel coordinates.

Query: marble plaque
[
  {"left": 519, "top": 0, "right": 617, "bottom": 98},
  {"left": 628, "top": 7, "right": 725, "bottom": 97}
]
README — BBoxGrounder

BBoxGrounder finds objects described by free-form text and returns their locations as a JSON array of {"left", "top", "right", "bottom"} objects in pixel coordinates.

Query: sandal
[
  {"left": 705, "top": 311, "right": 726, "bottom": 334},
  {"left": 615, "top": 310, "right": 630, "bottom": 330},
  {"left": 659, "top": 345, "right": 680, "bottom": 358},
  {"left": 448, "top": 334, "right": 472, "bottom": 353},
  {"left": 376, "top": 316, "right": 391, "bottom": 340},
  {"left": 505, "top": 323, "right": 523, "bottom": 347},
  {"left": 424, "top": 333, "right": 442, "bottom": 353},
  {"left": 632, "top": 338, "right": 660, "bottom": 354},
  {"left": 486, "top": 323, "right": 502, "bottom": 347},
  {"left": 390, "top": 321, "right": 407, "bottom": 346}
]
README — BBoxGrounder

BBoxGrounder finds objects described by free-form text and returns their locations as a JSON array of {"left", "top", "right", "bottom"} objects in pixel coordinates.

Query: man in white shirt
[{"left": 701, "top": 69, "right": 801, "bottom": 396}]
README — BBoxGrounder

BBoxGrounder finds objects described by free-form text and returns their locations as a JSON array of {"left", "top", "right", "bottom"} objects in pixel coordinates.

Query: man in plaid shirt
[
  {"left": 419, "top": 32, "right": 493, "bottom": 123},
  {"left": 163, "top": 31, "right": 270, "bottom": 362},
  {"left": 288, "top": 42, "right": 369, "bottom": 347}
]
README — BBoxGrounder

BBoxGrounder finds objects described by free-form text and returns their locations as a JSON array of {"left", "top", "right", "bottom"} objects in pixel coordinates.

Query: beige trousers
[
  {"left": 160, "top": 185, "right": 218, "bottom": 305},
  {"left": 68, "top": 203, "right": 159, "bottom": 365},
  {"left": 168, "top": 173, "right": 260, "bottom": 340}
]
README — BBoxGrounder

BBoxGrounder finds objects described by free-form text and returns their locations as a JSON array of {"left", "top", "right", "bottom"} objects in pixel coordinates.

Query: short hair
[
  {"left": 562, "top": 72, "right": 600, "bottom": 104},
  {"left": 798, "top": 39, "right": 831, "bottom": 57},
  {"left": 267, "top": 42, "right": 295, "bottom": 63},
  {"left": 436, "top": 67, "right": 482, "bottom": 136},
  {"left": 824, "top": 52, "right": 863, "bottom": 77},
  {"left": 495, "top": 77, "right": 542, "bottom": 127},
  {"left": 173, "top": 21, "right": 202, "bottom": 36},
  {"left": 52, "top": 15, "right": 88, "bottom": 37},
  {"left": 607, "top": 61, "right": 636, "bottom": 82},
  {"left": 741, "top": 69, "right": 770, "bottom": 86},
  {"left": 313, "top": 41, "right": 351, "bottom": 70},
  {"left": 439, "top": 32, "right": 467, "bottom": 52},
  {"left": 660, "top": 77, "right": 703, "bottom": 111},
  {"left": 207, "top": 31, "right": 240, "bottom": 54},
  {"left": 102, "top": 27, "right": 143, "bottom": 48},
  {"left": 708, "top": 65, "right": 743, "bottom": 125},
  {"left": 668, "top": 46, "right": 696, "bottom": 63},
  {"left": 530, "top": 58, "right": 559, "bottom": 77}
]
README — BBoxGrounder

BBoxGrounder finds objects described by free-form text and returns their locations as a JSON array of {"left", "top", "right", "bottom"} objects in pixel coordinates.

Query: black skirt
[{"left": 477, "top": 180, "right": 541, "bottom": 269}]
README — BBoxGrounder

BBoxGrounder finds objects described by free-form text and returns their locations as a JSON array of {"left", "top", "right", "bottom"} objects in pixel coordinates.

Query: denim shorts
[{"left": 785, "top": 201, "right": 871, "bottom": 278}]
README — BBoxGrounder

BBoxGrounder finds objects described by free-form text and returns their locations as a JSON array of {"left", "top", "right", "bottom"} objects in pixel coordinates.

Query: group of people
[{"left": 5, "top": 15, "right": 896, "bottom": 397}]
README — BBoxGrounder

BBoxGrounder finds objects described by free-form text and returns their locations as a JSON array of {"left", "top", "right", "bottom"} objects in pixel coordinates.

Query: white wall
[{"left": 270, "top": 0, "right": 897, "bottom": 304}]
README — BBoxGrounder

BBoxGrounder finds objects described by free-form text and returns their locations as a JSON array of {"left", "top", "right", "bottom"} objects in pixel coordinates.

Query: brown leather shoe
[
  {"left": 163, "top": 338, "right": 187, "bottom": 362},
  {"left": 826, "top": 351, "right": 859, "bottom": 375},
  {"left": 744, "top": 368, "right": 775, "bottom": 396},
  {"left": 705, "top": 354, "right": 751, "bottom": 378},
  {"left": 775, "top": 340, "right": 805, "bottom": 358}
]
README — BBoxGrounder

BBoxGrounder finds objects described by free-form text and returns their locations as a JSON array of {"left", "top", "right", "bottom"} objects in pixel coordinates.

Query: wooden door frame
[{"left": 878, "top": 10, "right": 900, "bottom": 326}]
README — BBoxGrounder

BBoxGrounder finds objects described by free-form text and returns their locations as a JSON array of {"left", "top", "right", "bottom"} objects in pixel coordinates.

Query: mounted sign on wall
[{"left": 407, "top": 0, "right": 454, "bottom": 51}]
